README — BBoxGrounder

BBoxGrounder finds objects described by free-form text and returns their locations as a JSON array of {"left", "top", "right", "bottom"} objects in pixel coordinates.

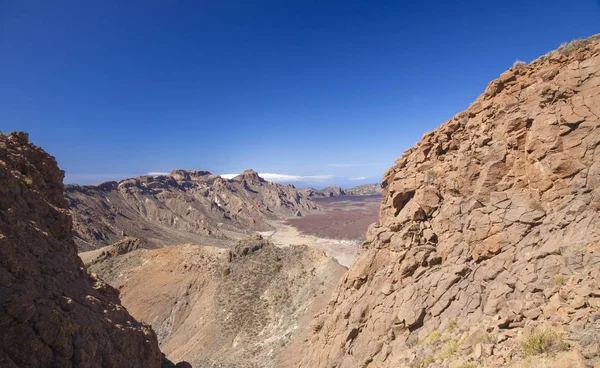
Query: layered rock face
[
  {"left": 301, "top": 37, "right": 600, "bottom": 367},
  {"left": 0, "top": 132, "right": 169, "bottom": 367},
  {"left": 66, "top": 169, "right": 318, "bottom": 251},
  {"left": 86, "top": 235, "right": 346, "bottom": 368}
]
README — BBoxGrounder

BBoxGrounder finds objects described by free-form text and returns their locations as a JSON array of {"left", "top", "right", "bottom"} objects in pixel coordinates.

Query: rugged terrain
[
  {"left": 0, "top": 132, "right": 182, "bottom": 367},
  {"left": 345, "top": 183, "right": 382, "bottom": 196},
  {"left": 85, "top": 235, "right": 346, "bottom": 368},
  {"left": 66, "top": 169, "right": 318, "bottom": 251},
  {"left": 303, "top": 183, "right": 381, "bottom": 198},
  {"left": 300, "top": 36, "right": 600, "bottom": 367}
]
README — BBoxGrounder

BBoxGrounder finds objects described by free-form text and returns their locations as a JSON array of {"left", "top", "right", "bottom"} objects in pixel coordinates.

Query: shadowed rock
[{"left": 0, "top": 132, "right": 185, "bottom": 367}]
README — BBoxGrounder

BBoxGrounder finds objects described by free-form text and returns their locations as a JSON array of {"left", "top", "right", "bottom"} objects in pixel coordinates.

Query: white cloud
[
  {"left": 260, "top": 173, "right": 332, "bottom": 182},
  {"left": 349, "top": 176, "right": 366, "bottom": 181},
  {"left": 220, "top": 173, "right": 238, "bottom": 179},
  {"left": 219, "top": 173, "right": 333, "bottom": 183},
  {"left": 147, "top": 172, "right": 170, "bottom": 176}
]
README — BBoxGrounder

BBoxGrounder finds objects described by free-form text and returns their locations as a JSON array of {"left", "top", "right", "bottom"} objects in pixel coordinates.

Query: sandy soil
[
  {"left": 260, "top": 222, "right": 360, "bottom": 268},
  {"left": 286, "top": 195, "right": 381, "bottom": 240}
]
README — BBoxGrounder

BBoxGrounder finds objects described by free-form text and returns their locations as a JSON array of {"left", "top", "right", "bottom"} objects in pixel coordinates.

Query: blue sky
[{"left": 1, "top": 1, "right": 599, "bottom": 188}]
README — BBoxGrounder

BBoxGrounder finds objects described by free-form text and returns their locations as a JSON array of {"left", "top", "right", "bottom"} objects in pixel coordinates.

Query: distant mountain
[
  {"left": 346, "top": 183, "right": 382, "bottom": 196},
  {"left": 65, "top": 169, "right": 319, "bottom": 251},
  {"left": 302, "top": 183, "right": 381, "bottom": 198}
]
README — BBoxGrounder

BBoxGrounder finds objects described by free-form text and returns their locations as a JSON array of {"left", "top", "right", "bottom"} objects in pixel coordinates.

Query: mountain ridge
[{"left": 66, "top": 169, "right": 319, "bottom": 251}]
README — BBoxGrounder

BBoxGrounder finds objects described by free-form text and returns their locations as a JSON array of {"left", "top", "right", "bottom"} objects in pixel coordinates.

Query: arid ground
[
  {"left": 286, "top": 195, "right": 382, "bottom": 240},
  {"left": 257, "top": 195, "right": 383, "bottom": 267}
]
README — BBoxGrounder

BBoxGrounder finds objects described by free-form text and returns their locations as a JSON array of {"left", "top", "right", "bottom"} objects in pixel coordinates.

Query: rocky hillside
[
  {"left": 0, "top": 132, "right": 183, "bottom": 367},
  {"left": 66, "top": 169, "right": 318, "bottom": 251},
  {"left": 301, "top": 36, "right": 600, "bottom": 367},
  {"left": 85, "top": 234, "right": 346, "bottom": 368},
  {"left": 303, "top": 183, "right": 381, "bottom": 198},
  {"left": 303, "top": 186, "right": 346, "bottom": 197},
  {"left": 346, "top": 183, "right": 382, "bottom": 196}
]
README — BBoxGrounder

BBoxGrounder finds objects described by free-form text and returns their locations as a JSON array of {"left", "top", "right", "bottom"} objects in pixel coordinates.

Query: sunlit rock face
[{"left": 300, "top": 36, "right": 600, "bottom": 368}]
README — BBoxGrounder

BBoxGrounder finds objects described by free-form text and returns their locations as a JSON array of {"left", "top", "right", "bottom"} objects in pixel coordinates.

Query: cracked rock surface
[
  {"left": 0, "top": 132, "right": 174, "bottom": 367},
  {"left": 300, "top": 36, "right": 600, "bottom": 368}
]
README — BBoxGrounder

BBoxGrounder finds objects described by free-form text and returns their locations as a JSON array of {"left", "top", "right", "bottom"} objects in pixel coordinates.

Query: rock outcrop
[
  {"left": 304, "top": 186, "right": 346, "bottom": 198},
  {"left": 303, "top": 184, "right": 382, "bottom": 198},
  {"left": 87, "top": 234, "right": 346, "bottom": 368},
  {"left": 0, "top": 132, "right": 176, "bottom": 367},
  {"left": 301, "top": 36, "right": 600, "bottom": 367},
  {"left": 345, "top": 183, "right": 382, "bottom": 196},
  {"left": 66, "top": 169, "right": 319, "bottom": 251}
]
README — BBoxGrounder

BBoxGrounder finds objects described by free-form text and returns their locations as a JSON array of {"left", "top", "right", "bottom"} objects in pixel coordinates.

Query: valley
[
  {"left": 2, "top": 33, "right": 600, "bottom": 368},
  {"left": 71, "top": 172, "right": 380, "bottom": 366}
]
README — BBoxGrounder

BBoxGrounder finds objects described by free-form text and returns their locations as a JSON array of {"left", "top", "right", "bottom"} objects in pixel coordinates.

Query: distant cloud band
[{"left": 220, "top": 172, "right": 333, "bottom": 183}]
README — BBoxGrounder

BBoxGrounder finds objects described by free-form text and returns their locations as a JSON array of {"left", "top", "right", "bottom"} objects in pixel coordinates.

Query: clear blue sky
[{"left": 1, "top": 1, "right": 599, "bottom": 188}]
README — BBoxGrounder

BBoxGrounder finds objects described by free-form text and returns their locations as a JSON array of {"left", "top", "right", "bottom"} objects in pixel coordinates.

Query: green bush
[
  {"left": 439, "top": 339, "right": 458, "bottom": 359},
  {"left": 522, "top": 328, "right": 568, "bottom": 356}
]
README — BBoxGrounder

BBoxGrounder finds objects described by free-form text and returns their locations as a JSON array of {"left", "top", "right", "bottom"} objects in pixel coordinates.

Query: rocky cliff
[
  {"left": 66, "top": 169, "right": 318, "bottom": 251},
  {"left": 301, "top": 36, "right": 600, "bottom": 367},
  {"left": 0, "top": 132, "right": 179, "bottom": 367}
]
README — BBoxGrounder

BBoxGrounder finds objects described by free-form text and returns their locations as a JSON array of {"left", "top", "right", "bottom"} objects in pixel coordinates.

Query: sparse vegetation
[
  {"left": 456, "top": 363, "right": 478, "bottom": 368},
  {"left": 475, "top": 331, "right": 495, "bottom": 345},
  {"left": 439, "top": 339, "right": 459, "bottom": 359},
  {"left": 421, "top": 330, "right": 441, "bottom": 346},
  {"left": 273, "top": 263, "right": 282, "bottom": 272},
  {"left": 222, "top": 267, "right": 231, "bottom": 277},
  {"left": 554, "top": 275, "right": 566, "bottom": 287},
  {"left": 425, "top": 170, "right": 437, "bottom": 185},
  {"left": 446, "top": 319, "right": 458, "bottom": 333},
  {"left": 513, "top": 60, "right": 527, "bottom": 68},
  {"left": 521, "top": 328, "right": 568, "bottom": 356},
  {"left": 537, "top": 34, "right": 600, "bottom": 61},
  {"left": 409, "top": 354, "right": 434, "bottom": 368}
]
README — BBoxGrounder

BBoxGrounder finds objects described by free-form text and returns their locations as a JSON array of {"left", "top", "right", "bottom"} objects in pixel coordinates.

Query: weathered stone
[
  {"left": 300, "top": 36, "right": 600, "bottom": 368},
  {"left": 0, "top": 133, "right": 175, "bottom": 367}
]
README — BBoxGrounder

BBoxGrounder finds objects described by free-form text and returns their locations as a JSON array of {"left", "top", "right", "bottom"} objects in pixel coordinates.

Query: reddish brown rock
[
  {"left": 66, "top": 169, "right": 319, "bottom": 251},
  {"left": 0, "top": 132, "right": 177, "bottom": 367},
  {"left": 300, "top": 36, "right": 600, "bottom": 368}
]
